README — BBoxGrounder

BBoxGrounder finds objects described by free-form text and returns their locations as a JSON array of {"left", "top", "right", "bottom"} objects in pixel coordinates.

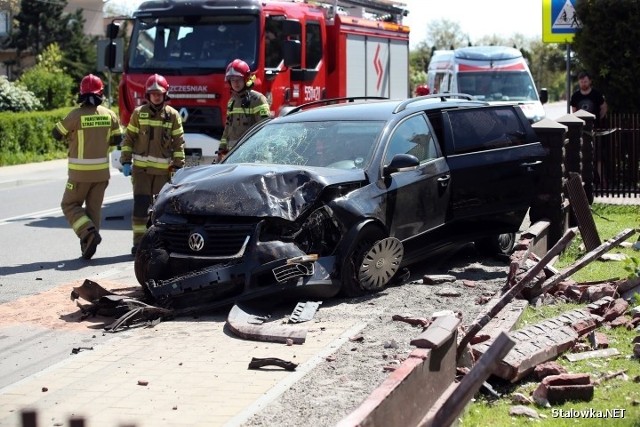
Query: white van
[{"left": 427, "top": 46, "right": 548, "bottom": 123}]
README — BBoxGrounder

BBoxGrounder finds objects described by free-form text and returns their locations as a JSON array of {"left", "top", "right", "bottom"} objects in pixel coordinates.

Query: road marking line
[{"left": 0, "top": 193, "right": 132, "bottom": 226}]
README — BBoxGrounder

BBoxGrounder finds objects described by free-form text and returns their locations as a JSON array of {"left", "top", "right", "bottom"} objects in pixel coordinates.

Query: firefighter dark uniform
[
  {"left": 120, "top": 91, "right": 185, "bottom": 255},
  {"left": 53, "top": 74, "right": 122, "bottom": 259},
  {"left": 218, "top": 59, "right": 270, "bottom": 160}
]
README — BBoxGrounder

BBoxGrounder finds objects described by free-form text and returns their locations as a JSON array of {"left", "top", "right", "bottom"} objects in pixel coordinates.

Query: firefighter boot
[{"left": 81, "top": 228, "right": 102, "bottom": 260}]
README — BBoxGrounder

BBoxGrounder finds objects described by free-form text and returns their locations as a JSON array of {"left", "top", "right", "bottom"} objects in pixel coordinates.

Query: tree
[
  {"left": 409, "top": 41, "right": 431, "bottom": 93},
  {"left": 425, "top": 19, "right": 469, "bottom": 50},
  {"left": 61, "top": 9, "right": 98, "bottom": 82},
  {"left": 573, "top": 0, "right": 640, "bottom": 112},
  {"left": 527, "top": 41, "right": 566, "bottom": 101},
  {"left": 5, "top": 0, "right": 69, "bottom": 55},
  {"left": 5, "top": 0, "right": 97, "bottom": 82},
  {"left": 18, "top": 43, "right": 74, "bottom": 109}
]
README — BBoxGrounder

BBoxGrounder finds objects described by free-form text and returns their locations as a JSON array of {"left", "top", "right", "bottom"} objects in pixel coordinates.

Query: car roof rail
[
  {"left": 283, "top": 96, "right": 389, "bottom": 116},
  {"left": 392, "top": 93, "right": 474, "bottom": 114}
]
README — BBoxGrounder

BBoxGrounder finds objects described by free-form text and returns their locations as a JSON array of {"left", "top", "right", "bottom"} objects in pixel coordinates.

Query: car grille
[{"left": 163, "top": 223, "right": 255, "bottom": 259}]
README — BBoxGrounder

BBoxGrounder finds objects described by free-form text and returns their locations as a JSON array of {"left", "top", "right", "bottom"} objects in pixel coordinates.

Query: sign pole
[{"left": 565, "top": 43, "right": 571, "bottom": 113}]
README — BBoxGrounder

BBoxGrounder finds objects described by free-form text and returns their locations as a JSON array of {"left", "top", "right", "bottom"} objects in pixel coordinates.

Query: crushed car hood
[{"left": 154, "top": 163, "right": 367, "bottom": 221}]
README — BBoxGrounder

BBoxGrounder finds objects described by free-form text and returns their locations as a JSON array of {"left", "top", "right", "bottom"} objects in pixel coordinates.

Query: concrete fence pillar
[
  {"left": 556, "top": 114, "right": 586, "bottom": 226},
  {"left": 574, "top": 109, "right": 596, "bottom": 204},
  {"left": 531, "top": 118, "right": 569, "bottom": 247}
]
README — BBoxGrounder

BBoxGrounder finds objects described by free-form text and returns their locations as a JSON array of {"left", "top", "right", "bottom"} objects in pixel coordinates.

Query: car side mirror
[
  {"left": 383, "top": 154, "right": 419, "bottom": 176},
  {"left": 539, "top": 88, "right": 548, "bottom": 104}
]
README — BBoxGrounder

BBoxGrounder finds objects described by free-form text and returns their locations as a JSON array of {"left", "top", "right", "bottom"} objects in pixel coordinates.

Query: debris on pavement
[
  {"left": 226, "top": 303, "right": 307, "bottom": 344},
  {"left": 288, "top": 301, "right": 322, "bottom": 324},
  {"left": 70, "top": 346, "right": 94, "bottom": 355},
  {"left": 248, "top": 357, "right": 298, "bottom": 371}
]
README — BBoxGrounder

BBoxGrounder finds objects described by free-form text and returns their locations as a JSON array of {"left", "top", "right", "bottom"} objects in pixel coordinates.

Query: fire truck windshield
[{"left": 128, "top": 16, "right": 258, "bottom": 74}]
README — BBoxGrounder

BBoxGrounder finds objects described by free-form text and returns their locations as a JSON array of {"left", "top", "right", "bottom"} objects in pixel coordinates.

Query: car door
[
  {"left": 381, "top": 114, "right": 451, "bottom": 243},
  {"left": 442, "top": 105, "right": 545, "bottom": 228}
]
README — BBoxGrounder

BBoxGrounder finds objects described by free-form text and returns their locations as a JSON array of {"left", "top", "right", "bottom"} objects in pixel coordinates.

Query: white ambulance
[{"left": 427, "top": 46, "right": 548, "bottom": 123}]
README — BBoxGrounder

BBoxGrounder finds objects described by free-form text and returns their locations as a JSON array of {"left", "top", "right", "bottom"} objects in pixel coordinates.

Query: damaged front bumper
[{"left": 146, "top": 253, "right": 340, "bottom": 308}]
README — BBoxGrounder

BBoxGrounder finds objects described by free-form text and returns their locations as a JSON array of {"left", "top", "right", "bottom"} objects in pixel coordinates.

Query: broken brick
[
  {"left": 470, "top": 334, "right": 490, "bottom": 345},
  {"left": 533, "top": 373, "right": 594, "bottom": 404},
  {"left": 609, "top": 315, "right": 631, "bottom": 328},
  {"left": 626, "top": 317, "right": 640, "bottom": 330},
  {"left": 571, "top": 318, "right": 599, "bottom": 336},
  {"left": 534, "top": 361, "right": 567, "bottom": 380},
  {"left": 584, "top": 284, "right": 617, "bottom": 303},
  {"left": 594, "top": 332, "right": 609, "bottom": 349},
  {"left": 603, "top": 298, "right": 629, "bottom": 321},
  {"left": 586, "top": 296, "right": 615, "bottom": 314}
]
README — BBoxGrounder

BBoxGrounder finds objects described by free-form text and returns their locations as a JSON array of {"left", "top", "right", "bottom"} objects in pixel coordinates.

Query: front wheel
[
  {"left": 134, "top": 226, "right": 170, "bottom": 296},
  {"left": 474, "top": 232, "right": 515, "bottom": 256},
  {"left": 340, "top": 227, "right": 404, "bottom": 297}
]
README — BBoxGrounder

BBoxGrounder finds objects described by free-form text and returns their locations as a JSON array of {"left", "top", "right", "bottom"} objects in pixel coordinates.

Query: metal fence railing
[{"left": 594, "top": 113, "right": 640, "bottom": 198}]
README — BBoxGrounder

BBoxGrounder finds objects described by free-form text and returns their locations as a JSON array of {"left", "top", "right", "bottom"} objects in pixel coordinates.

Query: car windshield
[
  {"left": 225, "top": 120, "right": 385, "bottom": 169},
  {"left": 458, "top": 71, "right": 538, "bottom": 101}
]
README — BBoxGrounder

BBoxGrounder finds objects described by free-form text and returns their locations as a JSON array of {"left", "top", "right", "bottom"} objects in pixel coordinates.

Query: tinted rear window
[{"left": 448, "top": 107, "right": 527, "bottom": 154}]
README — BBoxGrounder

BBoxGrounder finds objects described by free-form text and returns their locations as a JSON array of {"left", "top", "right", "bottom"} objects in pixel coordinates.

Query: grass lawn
[{"left": 460, "top": 204, "right": 640, "bottom": 426}]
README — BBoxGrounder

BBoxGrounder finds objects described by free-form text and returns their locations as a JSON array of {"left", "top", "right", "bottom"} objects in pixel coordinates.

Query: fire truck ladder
[{"left": 309, "top": 0, "right": 408, "bottom": 22}]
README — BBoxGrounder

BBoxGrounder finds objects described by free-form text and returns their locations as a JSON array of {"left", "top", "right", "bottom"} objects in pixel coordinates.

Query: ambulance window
[{"left": 306, "top": 21, "right": 322, "bottom": 69}]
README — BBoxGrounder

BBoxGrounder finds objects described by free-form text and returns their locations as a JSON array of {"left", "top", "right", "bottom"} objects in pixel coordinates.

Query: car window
[
  {"left": 385, "top": 115, "right": 438, "bottom": 165},
  {"left": 225, "top": 120, "right": 384, "bottom": 169},
  {"left": 448, "top": 107, "right": 526, "bottom": 154}
]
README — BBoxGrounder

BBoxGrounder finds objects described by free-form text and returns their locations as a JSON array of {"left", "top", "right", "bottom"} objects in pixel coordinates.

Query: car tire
[
  {"left": 340, "top": 226, "right": 404, "bottom": 297},
  {"left": 474, "top": 232, "right": 516, "bottom": 256},
  {"left": 134, "top": 226, "right": 170, "bottom": 296}
]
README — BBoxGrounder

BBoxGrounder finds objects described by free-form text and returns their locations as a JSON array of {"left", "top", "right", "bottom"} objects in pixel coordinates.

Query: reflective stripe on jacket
[
  {"left": 219, "top": 89, "right": 270, "bottom": 151},
  {"left": 55, "top": 105, "right": 122, "bottom": 182},
  {"left": 120, "top": 103, "right": 185, "bottom": 175}
]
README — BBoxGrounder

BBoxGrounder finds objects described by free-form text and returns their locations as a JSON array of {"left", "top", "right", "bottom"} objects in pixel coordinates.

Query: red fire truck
[{"left": 113, "top": 0, "right": 410, "bottom": 166}]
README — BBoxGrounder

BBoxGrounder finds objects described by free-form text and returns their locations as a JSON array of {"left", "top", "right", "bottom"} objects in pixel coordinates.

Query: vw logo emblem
[
  {"left": 179, "top": 107, "right": 189, "bottom": 122},
  {"left": 188, "top": 232, "right": 205, "bottom": 252}
]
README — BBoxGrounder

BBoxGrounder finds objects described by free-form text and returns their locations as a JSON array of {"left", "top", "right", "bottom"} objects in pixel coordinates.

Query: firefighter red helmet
[
  {"left": 225, "top": 59, "right": 251, "bottom": 82},
  {"left": 415, "top": 84, "right": 430, "bottom": 96},
  {"left": 145, "top": 74, "right": 169, "bottom": 94},
  {"left": 80, "top": 74, "right": 104, "bottom": 96}
]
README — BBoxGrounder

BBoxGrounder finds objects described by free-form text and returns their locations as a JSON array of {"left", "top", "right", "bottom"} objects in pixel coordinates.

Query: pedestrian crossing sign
[{"left": 542, "top": 0, "right": 582, "bottom": 43}]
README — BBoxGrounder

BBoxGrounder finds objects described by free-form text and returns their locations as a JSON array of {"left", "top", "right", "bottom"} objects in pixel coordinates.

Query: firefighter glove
[{"left": 122, "top": 163, "right": 132, "bottom": 177}]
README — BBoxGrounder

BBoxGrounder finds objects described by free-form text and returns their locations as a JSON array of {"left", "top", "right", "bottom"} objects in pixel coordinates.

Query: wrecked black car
[{"left": 134, "top": 95, "right": 547, "bottom": 307}]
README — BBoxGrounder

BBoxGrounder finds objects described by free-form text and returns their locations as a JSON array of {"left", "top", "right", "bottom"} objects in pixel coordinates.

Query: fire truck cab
[{"left": 113, "top": 0, "right": 410, "bottom": 168}]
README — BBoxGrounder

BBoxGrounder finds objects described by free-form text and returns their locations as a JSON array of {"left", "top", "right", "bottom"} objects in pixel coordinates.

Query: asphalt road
[
  {"left": 0, "top": 160, "right": 135, "bottom": 303},
  {"left": 0, "top": 161, "right": 139, "bottom": 390}
]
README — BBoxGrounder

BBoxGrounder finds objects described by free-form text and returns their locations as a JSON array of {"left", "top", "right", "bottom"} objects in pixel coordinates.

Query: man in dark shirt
[{"left": 570, "top": 71, "right": 608, "bottom": 128}]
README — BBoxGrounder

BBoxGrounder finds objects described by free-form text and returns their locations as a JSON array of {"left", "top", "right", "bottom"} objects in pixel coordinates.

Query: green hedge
[{"left": 0, "top": 107, "right": 72, "bottom": 166}]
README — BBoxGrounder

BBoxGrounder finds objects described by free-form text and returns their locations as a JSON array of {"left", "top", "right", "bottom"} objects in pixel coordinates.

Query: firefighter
[
  {"left": 53, "top": 74, "right": 123, "bottom": 259},
  {"left": 120, "top": 74, "right": 185, "bottom": 255},
  {"left": 217, "top": 59, "right": 271, "bottom": 162}
]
